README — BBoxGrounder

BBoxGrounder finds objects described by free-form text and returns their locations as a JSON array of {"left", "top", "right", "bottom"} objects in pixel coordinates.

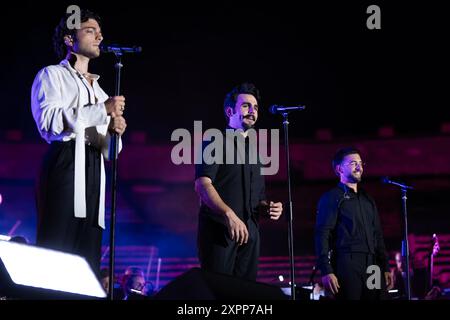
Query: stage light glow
[{"left": 0, "top": 240, "right": 106, "bottom": 298}]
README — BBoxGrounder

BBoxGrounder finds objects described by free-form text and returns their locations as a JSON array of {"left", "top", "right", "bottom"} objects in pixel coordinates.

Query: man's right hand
[
  {"left": 225, "top": 211, "right": 249, "bottom": 246},
  {"left": 322, "top": 273, "right": 340, "bottom": 295},
  {"left": 105, "top": 96, "right": 125, "bottom": 116}
]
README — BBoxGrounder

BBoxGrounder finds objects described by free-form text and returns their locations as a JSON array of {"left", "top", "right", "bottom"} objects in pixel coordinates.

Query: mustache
[{"left": 243, "top": 114, "right": 255, "bottom": 120}]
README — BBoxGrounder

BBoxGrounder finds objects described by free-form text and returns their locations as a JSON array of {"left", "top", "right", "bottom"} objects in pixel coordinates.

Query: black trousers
[
  {"left": 36, "top": 141, "right": 103, "bottom": 276},
  {"left": 197, "top": 216, "right": 260, "bottom": 281},
  {"left": 334, "top": 252, "right": 388, "bottom": 300}
]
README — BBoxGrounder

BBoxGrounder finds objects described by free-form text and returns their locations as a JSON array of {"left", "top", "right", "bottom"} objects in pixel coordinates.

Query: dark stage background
[{"left": 1, "top": 1, "right": 449, "bottom": 295}]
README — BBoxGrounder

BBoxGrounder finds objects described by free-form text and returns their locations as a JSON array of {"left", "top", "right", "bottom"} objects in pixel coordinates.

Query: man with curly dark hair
[{"left": 31, "top": 8, "right": 127, "bottom": 276}]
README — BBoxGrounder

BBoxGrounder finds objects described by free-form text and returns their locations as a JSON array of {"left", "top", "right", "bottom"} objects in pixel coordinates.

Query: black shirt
[
  {"left": 314, "top": 183, "right": 390, "bottom": 275},
  {"left": 195, "top": 130, "right": 266, "bottom": 224}
]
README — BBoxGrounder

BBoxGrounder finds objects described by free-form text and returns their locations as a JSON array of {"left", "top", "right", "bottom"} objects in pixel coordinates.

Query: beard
[
  {"left": 241, "top": 115, "right": 256, "bottom": 130},
  {"left": 242, "top": 121, "right": 254, "bottom": 130},
  {"left": 347, "top": 171, "right": 362, "bottom": 183}
]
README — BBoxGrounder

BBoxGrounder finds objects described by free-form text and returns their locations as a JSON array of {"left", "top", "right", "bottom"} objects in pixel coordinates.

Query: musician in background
[
  {"left": 120, "top": 266, "right": 149, "bottom": 299},
  {"left": 391, "top": 251, "right": 406, "bottom": 298},
  {"left": 100, "top": 267, "right": 110, "bottom": 294},
  {"left": 425, "top": 234, "right": 441, "bottom": 300}
]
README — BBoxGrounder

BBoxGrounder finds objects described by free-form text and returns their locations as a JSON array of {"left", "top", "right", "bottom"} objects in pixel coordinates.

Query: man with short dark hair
[
  {"left": 31, "top": 8, "right": 127, "bottom": 275},
  {"left": 195, "top": 83, "right": 283, "bottom": 281},
  {"left": 314, "top": 147, "right": 393, "bottom": 300}
]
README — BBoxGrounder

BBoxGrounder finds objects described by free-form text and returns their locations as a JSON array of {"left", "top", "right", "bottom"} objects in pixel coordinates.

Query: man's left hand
[
  {"left": 109, "top": 115, "right": 127, "bottom": 136},
  {"left": 268, "top": 201, "right": 283, "bottom": 220}
]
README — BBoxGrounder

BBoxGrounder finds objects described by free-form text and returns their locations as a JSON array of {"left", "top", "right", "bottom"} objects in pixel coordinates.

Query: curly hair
[{"left": 52, "top": 8, "right": 101, "bottom": 60}]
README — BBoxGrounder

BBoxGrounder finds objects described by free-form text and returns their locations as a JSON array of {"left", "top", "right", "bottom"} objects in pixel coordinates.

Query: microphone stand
[
  {"left": 385, "top": 179, "right": 413, "bottom": 300},
  {"left": 400, "top": 187, "right": 412, "bottom": 300},
  {"left": 281, "top": 111, "right": 296, "bottom": 300},
  {"left": 108, "top": 52, "right": 123, "bottom": 300}
]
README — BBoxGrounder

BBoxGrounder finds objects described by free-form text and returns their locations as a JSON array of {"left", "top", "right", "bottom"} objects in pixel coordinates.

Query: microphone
[
  {"left": 269, "top": 105, "right": 306, "bottom": 114},
  {"left": 100, "top": 44, "right": 142, "bottom": 54},
  {"left": 381, "top": 176, "right": 414, "bottom": 190}
]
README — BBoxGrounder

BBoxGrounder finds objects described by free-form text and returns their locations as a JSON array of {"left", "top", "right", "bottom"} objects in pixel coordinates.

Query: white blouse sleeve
[{"left": 31, "top": 66, "right": 108, "bottom": 139}]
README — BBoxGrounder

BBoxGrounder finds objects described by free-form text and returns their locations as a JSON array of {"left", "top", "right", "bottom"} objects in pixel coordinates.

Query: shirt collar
[
  {"left": 338, "top": 182, "right": 356, "bottom": 194},
  {"left": 60, "top": 59, "right": 101, "bottom": 81},
  {"left": 337, "top": 182, "right": 369, "bottom": 198}
]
